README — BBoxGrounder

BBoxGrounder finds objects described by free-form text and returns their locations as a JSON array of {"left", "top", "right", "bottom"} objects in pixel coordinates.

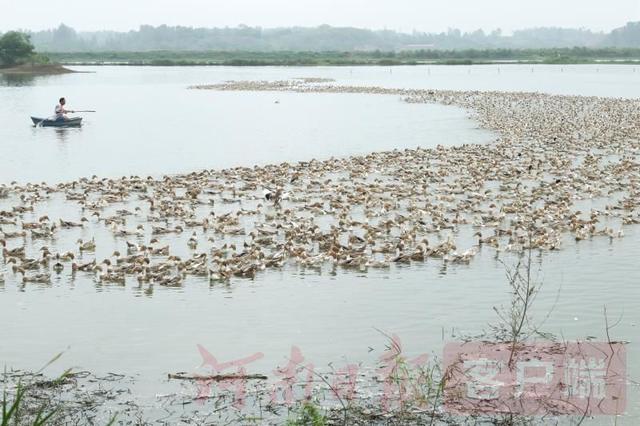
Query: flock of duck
[{"left": 1, "top": 79, "right": 638, "bottom": 289}]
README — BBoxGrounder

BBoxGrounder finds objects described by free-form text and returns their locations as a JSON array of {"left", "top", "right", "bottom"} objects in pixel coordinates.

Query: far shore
[
  {"left": 51, "top": 59, "right": 640, "bottom": 67},
  {"left": 42, "top": 48, "right": 640, "bottom": 67},
  {"left": 0, "top": 63, "right": 77, "bottom": 75}
]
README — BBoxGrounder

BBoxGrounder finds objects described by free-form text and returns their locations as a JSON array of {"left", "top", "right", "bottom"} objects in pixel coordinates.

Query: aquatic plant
[
  {"left": 286, "top": 402, "right": 327, "bottom": 426},
  {"left": 1, "top": 382, "right": 59, "bottom": 426},
  {"left": 493, "top": 240, "right": 547, "bottom": 366}
]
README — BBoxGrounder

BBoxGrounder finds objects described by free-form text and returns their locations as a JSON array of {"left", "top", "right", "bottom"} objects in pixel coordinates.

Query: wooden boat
[{"left": 31, "top": 116, "right": 82, "bottom": 127}]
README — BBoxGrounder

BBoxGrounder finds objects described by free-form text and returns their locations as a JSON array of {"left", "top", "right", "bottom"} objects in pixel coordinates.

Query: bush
[{"left": 0, "top": 31, "right": 35, "bottom": 67}]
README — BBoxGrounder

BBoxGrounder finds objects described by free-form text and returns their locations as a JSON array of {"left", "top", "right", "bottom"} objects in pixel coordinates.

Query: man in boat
[{"left": 54, "top": 97, "right": 74, "bottom": 121}]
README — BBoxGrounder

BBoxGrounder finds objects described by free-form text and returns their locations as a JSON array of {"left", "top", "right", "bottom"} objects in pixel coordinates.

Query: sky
[{"left": 1, "top": 0, "right": 639, "bottom": 33}]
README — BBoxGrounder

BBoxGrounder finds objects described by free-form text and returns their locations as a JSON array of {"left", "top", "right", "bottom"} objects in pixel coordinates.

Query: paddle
[{"left": 72, "top": 110, "right": 96, "bottom": 113}]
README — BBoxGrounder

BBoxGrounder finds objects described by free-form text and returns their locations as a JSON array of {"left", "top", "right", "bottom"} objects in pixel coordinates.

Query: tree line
[
  {"left": 3, "top": 22, "right": 640, "bottom": 68},
  {"left": 7, "top": 21, "right": 640, "bottom": 53}
]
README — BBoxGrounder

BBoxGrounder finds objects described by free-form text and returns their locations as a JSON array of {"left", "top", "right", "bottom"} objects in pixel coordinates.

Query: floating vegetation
[{"left": 1, "top": 369, "right": 132, "bottom": 425}]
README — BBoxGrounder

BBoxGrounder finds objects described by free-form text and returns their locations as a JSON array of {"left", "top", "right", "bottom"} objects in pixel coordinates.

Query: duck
[
  {"left": 77, "top": 238, "right": 96, "bottom": 252},
  {"left": 60, "top": 219, "right": 84, "bottom": 228},
  {"left": 1, "top": 230, "right": 27, "bottom": 239},
  {"left": 2, "top": 242, "right": 25, "bottom": 259},
  {"left": 18, "top": 272, "right": 51, "bottom": 283},
  {"left": 55, "top": 251, "right": 75, "bottom": 262},
  {"left": 187, "top": 232, "right": 198, "bottom": 250},
  {"left": 71, "top": 260, "right": 96, "bottom": 273}
]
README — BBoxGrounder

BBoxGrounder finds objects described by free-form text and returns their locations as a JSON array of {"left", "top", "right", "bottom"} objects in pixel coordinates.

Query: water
[
  {"left": 0, "top": 66, "right": 493, "bottom": 183},
  {"left": 3, "top": 64, "right": 640, "bottom": 183},
  {"left": 1, "top": 65, "right": 639, "bottom": 423}
]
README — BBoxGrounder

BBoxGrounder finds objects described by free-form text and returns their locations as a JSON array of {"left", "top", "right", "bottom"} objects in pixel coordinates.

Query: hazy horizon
[{"left": 2, "top": 0, "right": 639, "bottom": 34}]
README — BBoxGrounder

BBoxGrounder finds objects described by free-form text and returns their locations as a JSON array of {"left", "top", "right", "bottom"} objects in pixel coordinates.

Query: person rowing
[{"left": 54, "top": 97, "right": 74, "bottom": 121}]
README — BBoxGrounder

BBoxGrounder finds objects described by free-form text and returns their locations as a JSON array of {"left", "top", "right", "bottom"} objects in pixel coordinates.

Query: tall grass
[{"left": 1, "top": 383, "right": 58, "bottom": 426}]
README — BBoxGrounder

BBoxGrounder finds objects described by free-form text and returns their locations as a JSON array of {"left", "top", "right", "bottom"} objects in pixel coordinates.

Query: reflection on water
[
  {"left": 53, "top": 127, "right": 77, "bottom": 143},
  {"left": 0, "top": 73, "right": 38, "bottom": 86}
]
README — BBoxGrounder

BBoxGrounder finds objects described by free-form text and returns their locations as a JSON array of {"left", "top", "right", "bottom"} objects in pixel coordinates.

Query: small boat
[{"left": 31, "top": 116, "right": 82, "bottom": 127}]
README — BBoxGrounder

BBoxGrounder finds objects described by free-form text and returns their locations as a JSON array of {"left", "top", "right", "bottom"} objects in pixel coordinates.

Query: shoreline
[
  {"left": 51, "top": 59, "right": 640, "bottom": 66},
  {"left": 42, "top": 48, "right": 640, "bottom": 67},
  {"left": 0, "top": 63, "right": 77, "bottom": 75}
]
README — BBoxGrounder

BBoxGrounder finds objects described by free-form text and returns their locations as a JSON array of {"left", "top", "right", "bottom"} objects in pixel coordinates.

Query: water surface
[
  {"left": 1, "top": 65, "right": 639, "bottom": 423},
  {"left": 1, "top": 66, "right": 493, "bottom": 183}
]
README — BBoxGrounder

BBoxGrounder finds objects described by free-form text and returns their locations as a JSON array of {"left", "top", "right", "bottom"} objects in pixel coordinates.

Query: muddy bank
[{"left": 0, "top": 63, "right": 76, "bottom": 75}]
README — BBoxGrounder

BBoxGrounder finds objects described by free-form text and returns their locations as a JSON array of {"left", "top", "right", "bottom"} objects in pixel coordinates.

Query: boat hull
[{"left": 31, "top": 116, "right": 82, "bottom": 127}]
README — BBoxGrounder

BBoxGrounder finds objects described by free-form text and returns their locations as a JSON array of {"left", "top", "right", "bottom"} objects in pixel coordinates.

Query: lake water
[
  {"left": 2, "top": 64, "right": 640, "bottom": 183},
  {"left": 0, "top": 66, "right": 494, "bottom": 183},
  {"left": 1, "top": 65, "right": 639, "bottom": 424}
]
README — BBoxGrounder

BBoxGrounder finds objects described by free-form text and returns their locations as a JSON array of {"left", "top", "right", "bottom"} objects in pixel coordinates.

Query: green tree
[{"left": 0, "top": 31, "right": 35, "bottom": 66}]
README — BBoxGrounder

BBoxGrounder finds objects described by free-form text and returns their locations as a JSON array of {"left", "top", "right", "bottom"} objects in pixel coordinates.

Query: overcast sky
[{"left": 2, "top": 0, "right": 639, "bottom": 33}]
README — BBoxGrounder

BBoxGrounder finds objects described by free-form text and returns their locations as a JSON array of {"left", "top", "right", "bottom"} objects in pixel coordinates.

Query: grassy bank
[{"left": 44, "top": 47, "right": 640, "bottom": 66}]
